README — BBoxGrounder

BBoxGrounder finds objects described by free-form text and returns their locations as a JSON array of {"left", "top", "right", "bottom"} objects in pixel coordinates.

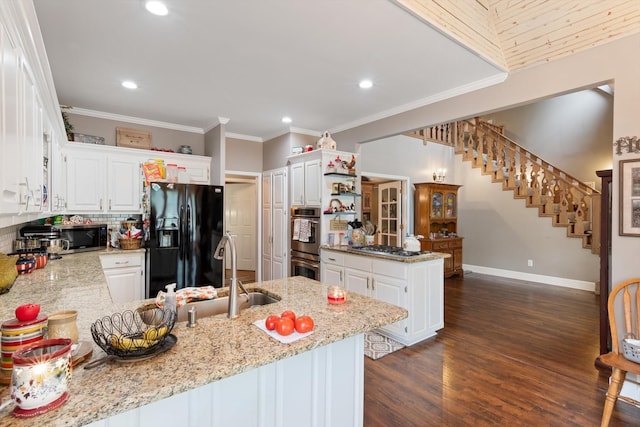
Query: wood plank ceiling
[{"left": 392, "top": 0, "right": 640, "bottom": 71}]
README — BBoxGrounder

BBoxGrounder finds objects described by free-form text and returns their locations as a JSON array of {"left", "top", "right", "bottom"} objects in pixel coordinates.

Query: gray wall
[
  {"left": 262, "top": 132, "right": 317, "bottom": 171},
  {"left": 226, "top": 137, "right": 263, "bottom": 173},
  {"left": 66, "top": 113, "right": 204, "bottom": 154}
]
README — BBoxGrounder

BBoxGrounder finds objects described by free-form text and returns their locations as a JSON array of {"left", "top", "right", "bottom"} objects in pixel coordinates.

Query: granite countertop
[
  {"left": 0, "top": 251, "right": 407, "bottom": 426},
  {"left": 321, "top": 245, "right": 451, "bottom": 263}
]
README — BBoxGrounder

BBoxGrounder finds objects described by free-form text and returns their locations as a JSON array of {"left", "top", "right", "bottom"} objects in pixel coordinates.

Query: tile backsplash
[{"left": 0, "top": 214, "right": 143, "bottom": 253}]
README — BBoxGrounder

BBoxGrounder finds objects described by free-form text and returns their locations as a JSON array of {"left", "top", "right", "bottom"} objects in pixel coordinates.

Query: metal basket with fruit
[{"left": 90, "top": 308, "right": 176, "bottom": 358}]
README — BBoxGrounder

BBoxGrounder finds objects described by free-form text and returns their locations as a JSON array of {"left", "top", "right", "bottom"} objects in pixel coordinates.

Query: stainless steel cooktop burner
[{"left": 348, "top": 245, "right": 429, "bottom": 258}]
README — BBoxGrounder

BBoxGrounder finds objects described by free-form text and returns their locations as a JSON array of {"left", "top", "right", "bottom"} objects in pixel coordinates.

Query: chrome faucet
[{"left": 214, "top": 232, "right": 248, "bottom": 318}]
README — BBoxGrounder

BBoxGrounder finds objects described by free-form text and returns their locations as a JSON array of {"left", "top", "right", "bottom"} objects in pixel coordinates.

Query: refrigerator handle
[
  {"left": 179, "top": 205, "right": 185, "bottom": 261},
  {"left": 186, "top": 203, "right": 192, "bottom": 260}
]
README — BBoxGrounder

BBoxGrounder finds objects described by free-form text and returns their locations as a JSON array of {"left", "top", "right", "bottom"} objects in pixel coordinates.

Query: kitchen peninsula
[
  {"left": 321, "top": 246, "right": 447, "bottom": 346},
  {"left": 0, "top": 252, "right": 406, "bottom": 426}
]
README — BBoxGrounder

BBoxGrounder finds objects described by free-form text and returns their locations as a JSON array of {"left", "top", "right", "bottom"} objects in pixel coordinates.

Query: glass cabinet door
[
  {"left": 431, "top": 192, "right": 443, "bottom": 218},
  {"left": 445, "top": 193, "right": 456, "bottom": 218}
]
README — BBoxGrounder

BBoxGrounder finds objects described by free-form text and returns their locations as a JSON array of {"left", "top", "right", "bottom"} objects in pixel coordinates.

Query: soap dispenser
[{"left": 164, "top": 283, "right": 177, "bottom": 314}]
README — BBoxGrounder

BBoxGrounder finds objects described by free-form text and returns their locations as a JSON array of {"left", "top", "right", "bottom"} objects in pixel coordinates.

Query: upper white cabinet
[
  {"left": 65, "top": 147, "right": 106, "bottom": 212},
  {"left": 0, "top": 3, "right": 69, "bottom": 226},
  {"left": 65, "top": 143, "right": 142, "bottom": 214},
  {"left": 289, "top": 155, "right": 321, "bottom": 207}
]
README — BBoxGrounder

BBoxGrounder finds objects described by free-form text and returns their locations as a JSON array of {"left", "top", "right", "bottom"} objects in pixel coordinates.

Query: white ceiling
[{"left": 33, "top": 0, "right": 505, "bottom": 141}]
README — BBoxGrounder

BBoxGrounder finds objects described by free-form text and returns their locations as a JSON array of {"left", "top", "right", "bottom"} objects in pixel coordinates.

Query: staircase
[{"left": 406, "top": 118, "right": 601, "bottom": 254}]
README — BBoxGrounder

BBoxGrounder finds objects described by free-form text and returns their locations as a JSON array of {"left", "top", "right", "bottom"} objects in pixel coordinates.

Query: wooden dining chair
[{"left": 600, "top": 278, "right": 640, "bottom": 426}]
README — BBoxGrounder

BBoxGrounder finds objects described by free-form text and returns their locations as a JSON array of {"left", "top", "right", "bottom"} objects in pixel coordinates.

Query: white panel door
[
  {"left": 225, "top": 182, "right": 257, "bottom": 271},
  {"left": 261, "top": 174, "right": 272, "bottom": 281},
  {"left": 271, "top": 168, "right": 287, "bottom": 279}
]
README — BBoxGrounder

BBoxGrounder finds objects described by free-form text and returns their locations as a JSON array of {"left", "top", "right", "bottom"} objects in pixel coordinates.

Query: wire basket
[
  {"left": 622, "top": 339, "right": 640, "bottom": 363},
  {"left": 90, "top": 308, "right": 176, "bottom": 358},
  {"left": 119, "top": 238, "right": 142, "bottom": 250}
]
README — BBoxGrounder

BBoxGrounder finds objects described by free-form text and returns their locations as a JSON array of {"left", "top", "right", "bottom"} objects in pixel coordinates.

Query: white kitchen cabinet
[
  {"left": 0, "top": 23, "right": 45, "bottom": 216},
  {"left": 65, "top": 143, "right": 143, "bottom": 214},
  {"left": 100, "top": 251, "right": 145, "bottom": 304},
  {"left": 321, "top": 250, "right": 344, "bottom": 286},
  {"left": 322, "top": 248, "right": 444, "bottom": 346},
  {"left": 107, "top": 156, "right": 142, "bottom": 212},
  {"left": 65, "top": 147, "right": 106, "bottom": 212},
  {"left": 289, "top": 155, "right": 321, "bottom": 207}
]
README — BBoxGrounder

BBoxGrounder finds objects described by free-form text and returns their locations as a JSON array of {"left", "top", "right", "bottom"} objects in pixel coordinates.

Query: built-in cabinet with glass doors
[{"left": 414, "top": 183, "right": 463, "bottom": 278}]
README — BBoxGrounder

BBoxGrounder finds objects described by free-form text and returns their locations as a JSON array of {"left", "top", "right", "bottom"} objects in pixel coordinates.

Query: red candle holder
[{"left": 327, "top": 286, "right": 346, "bottom": 304}]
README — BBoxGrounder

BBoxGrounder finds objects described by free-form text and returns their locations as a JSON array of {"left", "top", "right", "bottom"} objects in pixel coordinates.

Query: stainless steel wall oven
[{"left": 290, "top": 207, "right": 320, "bottom": 280}]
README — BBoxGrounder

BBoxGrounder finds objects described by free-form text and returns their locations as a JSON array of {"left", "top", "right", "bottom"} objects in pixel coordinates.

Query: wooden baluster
[
  {"left": 540, "top": 172, "right": 551, "bottom": 212},
  {"left": 495, "top": 142, "right": 505, "bottom": 182},
  {"left": 553, "top": 183, "right": 562, "bottom": 204},
  {"left": 517, "top": 154, "right": 529, "bottom": 197},
  {"left": 529, "top": 163, "right": 542, "bottom": 206},
  {"left": 558, "top": 186, "right": 570, "bottom": 225},
  {"left": 542, "top": 172, "right": 555, "bottom": 215},
  {"left": 573, "top": 195, "right": 586, "bottom": 235},
  {"left": 464, "top": 133, "right": 475, "bottom": 162},
  {"left": 566, "top": 187, "right": 575, "bottom": 213},
  {"left": 484, "top": 136, "right": 495, "bottom": 174},
  {"left": 636, "top": 284, "right": 640, "bottom": 337},
  {"left": 504, "top": 150, "right": 516, "bottom": 189},
  {"left": 474, "top": 133, "right": 485, "bottom": 168}
]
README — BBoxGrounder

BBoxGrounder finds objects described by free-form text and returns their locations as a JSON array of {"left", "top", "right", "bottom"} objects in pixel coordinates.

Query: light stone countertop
[
  {"left": 0, "top": 250, "right": 407, "bottom": 426},
  {"left": 321, "top": 245, "right": 451, "bottom": 262}
]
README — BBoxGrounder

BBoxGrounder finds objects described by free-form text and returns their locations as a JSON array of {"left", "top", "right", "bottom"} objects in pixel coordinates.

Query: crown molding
[
  {"left": 62, "top": 107, "right": 205, "bottom": 134},
  {"left": 226, "top": 132, "right": 263, "bottom": 143}
]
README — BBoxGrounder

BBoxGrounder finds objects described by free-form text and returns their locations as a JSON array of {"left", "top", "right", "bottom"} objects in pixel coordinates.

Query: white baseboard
[{"left": 462, "top": 264, "right": 595, "bottom": 292}]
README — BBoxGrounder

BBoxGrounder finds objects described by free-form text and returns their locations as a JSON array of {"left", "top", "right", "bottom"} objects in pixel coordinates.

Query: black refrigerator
[{"left": 147, "top": 182, "right": 224, "bottom": 298}]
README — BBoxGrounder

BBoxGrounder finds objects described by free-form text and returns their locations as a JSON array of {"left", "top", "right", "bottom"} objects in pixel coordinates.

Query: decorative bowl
[{"left": 10, "top": 338, "right": 72, "bottom": 415}]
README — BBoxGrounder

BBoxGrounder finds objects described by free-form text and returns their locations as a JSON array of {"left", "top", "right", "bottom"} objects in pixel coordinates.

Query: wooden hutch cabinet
[{"left": 414, "top": 183, "right": 463, "bottom": 278}]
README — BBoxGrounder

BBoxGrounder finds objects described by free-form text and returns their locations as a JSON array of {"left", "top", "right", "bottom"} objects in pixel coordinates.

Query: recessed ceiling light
[
  {"left": 122, "top": 81, "right": 138, "bottom": 89},
  {"left": 359, "top": 79, "right": 373, "bottom": 89},
  {"left": 145, "top": 1, "right": 168, "bottom": 16},
  {"left": 282, "top": 116, "right": 292, "bottom": 124}
]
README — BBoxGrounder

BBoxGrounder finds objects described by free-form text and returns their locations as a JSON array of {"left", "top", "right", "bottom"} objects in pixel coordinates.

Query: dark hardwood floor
[{"left": 363, "top": 273, "right": 640, "bottom": 426}]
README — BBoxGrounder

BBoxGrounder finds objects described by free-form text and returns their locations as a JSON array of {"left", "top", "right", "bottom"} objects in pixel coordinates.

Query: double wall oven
[{"left": 290, "top": 207, "right": 320, "bottom": 280}]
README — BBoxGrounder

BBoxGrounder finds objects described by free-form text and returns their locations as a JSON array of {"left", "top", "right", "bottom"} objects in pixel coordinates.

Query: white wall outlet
[{"left": 527, "top": 259, "right": 533, "bottom": 267}]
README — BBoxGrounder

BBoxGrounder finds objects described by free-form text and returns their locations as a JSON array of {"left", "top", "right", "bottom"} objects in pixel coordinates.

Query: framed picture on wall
[{"left": 619, "top": 158, "right": 640, "bottom": 236}]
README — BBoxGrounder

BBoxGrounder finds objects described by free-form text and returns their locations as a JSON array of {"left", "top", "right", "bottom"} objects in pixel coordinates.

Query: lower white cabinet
[
  {"left": 321, "top": 248, "right": 444, "bottom": 346},
  {"left": 86, "top": 334, "right": 364, "bottom": 427},
  {"left": 100, "top": 251, "right": 145, "bottom": 304}
]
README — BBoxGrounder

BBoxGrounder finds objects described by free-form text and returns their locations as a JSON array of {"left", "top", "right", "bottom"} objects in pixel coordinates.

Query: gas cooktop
[{"left": 348, "top": 245, "right": 429, "bottom": 258}]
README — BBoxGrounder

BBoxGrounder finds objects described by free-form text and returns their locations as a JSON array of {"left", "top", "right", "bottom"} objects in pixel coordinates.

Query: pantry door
[
  {"left": 225, "top": 182, "right": 257, "bottom": 271},
  {"left": 377, "top": 181, "right": 402, "bottom": 247}
]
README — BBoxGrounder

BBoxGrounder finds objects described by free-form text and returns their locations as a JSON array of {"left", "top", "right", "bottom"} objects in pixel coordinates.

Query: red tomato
[
  {"left": 265, "top": 315, "right": 279, "bottom": 331},
  {"left": 276, "top": 317, "right": 295, "bottom": 336},
  {"left": 295, "top": 315, "right": 314, "bottom": 333},
  {"left": 281, "top": 310, "right": 296, "bottom": 323}
]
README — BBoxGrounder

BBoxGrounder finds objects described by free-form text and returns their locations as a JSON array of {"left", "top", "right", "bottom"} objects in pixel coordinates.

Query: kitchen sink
[{"left": 139, "top": 289, "right": 281, "bottom": 324}]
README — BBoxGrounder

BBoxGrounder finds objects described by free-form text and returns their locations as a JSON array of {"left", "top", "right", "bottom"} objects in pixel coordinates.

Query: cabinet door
[
  {"left": 374, "top": 273, "right": 407, "bottom": 337},
  {"left": 21, "top": 60, "right": 44, "bottom": 212},
  {"left": 0, "top": 25, "right": 21, "bottom": 214},
  {"left": 304, "top": 159, "right": 321, "bottom": 206},
  {"left": 181, "top": 159, "right": 210, "bottom": 184},
  {"left": 66, "top": 150, "right": 105, "bottom": 212},
  {"left": 344, "top": 267, "right": 369, "bottom": 297},
  {"left": 322, "top": 263, "right": 343, "bottom": 286},
  {"left": 290, "top": 162, "right": 304, "bottom": 206},
  {"left": 103, "top": 266, "right": 142, "bottom": 304},
  {"left": 108, "top": 157, "right": 141, "bottom": 212}
]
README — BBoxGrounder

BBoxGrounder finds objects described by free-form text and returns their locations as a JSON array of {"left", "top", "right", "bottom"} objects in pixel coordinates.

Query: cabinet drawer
[
  {"left": 431, "top": 241, "right": 451, "bottom": 250},
  {"left": 344, "top": 253, "right": 372, "bottom": 271},
  {"left": 372, "top": 259, "right": 408, "bottom": 280},
  {"left": 321, "top": 250, "right": 344, "bottom": 266},
  {"left": 100, "top": 253, "right": 143, "bottom": 269}
]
